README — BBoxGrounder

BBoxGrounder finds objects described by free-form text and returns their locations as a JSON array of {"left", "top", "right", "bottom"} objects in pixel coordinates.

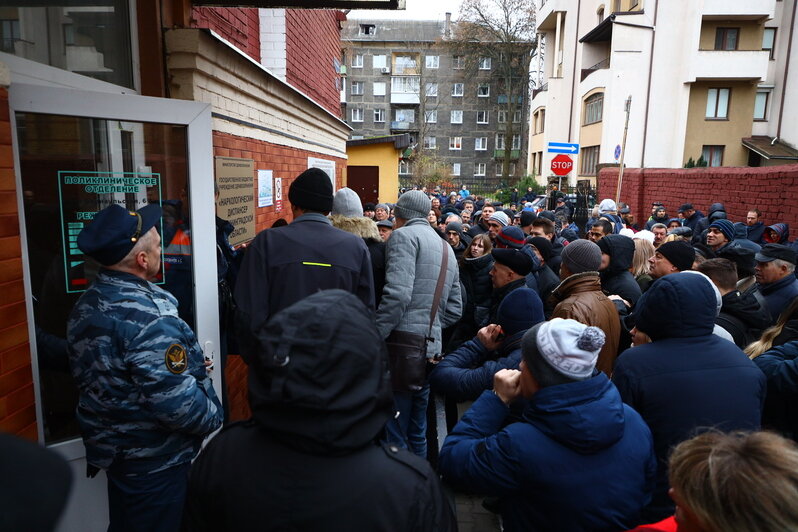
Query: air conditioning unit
[{"left": 381, "top": 67, "right": 391, "bottom": 74}]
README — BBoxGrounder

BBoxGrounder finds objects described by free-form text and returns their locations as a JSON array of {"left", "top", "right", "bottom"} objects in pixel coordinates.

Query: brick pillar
[{"left": 0, "top": 82, "right": 37, "bottom": 440}]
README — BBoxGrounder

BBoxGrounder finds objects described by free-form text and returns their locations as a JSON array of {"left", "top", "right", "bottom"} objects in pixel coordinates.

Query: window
[
  {"left": 374, "top": 109, "right": 385, "bottom": 123},
  {"left": 351, "top": 81, "right": 364, "bottom": 95},
  {"left": 475, "top": 137, "right": 488, "bottom": 150},
  {"left": 452, "top": 83, "right": 464, "bottom": 97},
  {"left": 705, "top": 88, "right": 730, "bottom": 119},
  {"left": 426, "top": 55, "right": 439, "bottom": 69},
  {"left": 452, "top": 163, "right": 461, "bottom": 175},
  {"left": 451, "top": 110, "right": 463, "bottom": 124},
  {"left": 373, "top": 82, "right": 386, "bottom": 96},
  {"left": 352, "top": 54, "right": 364, "bottom": 68},
  {"left": 453, "top": 55, "right": 465, "bottom": 69},
  {"left": 584, "top": 93, "right": 604, "bottom": 124},
  {"left": 392, "top": 76, "right": 420, "bottom": 94},
  {"left": 513, "top": 110, "right": 522, "bottom": 123},
  {"left": 399, "top": 160, "right": 411, "bottom": 175},
  {"left": 394, "top": 109, "right": 415, "bottom": 123},
  {"left": 373, "top": 55, "right": 387, "bottom": 69},
  {"left": 1, "top": 19, "right": 20, "bottom": 53},
  {"left": 359, "top": 24, "right": 375, "bottom": 35},
  {"left": 512, "top": 135, "right": 521, "bottom": 150},
  {"left": 763, "top": 28, "right": 776, "bottom": 60},
  {"left": 478, "top": 83, "right": 490, "bottom": 97},
  {"left": 475, "top": 162, "right": 486, "bottom": 176},
  {"left": 425, "top": 110, "right": 437, "bottom": 123},
  {"left": 450, "top": 137, "right": 462, "bottom": 150},
  {"left": 714, "top": 28, "right": 739, "bottom": 51},
  {"left": 496, "top": 164, "right": 504, "bottom": 176},
  {"left": 423, "top": 136, "right": 437, "bottom": 150},
  {"left": 754, "top": 91, "right": 769, "bottom": 120},
  {"left": 702, "top": 145, "right": 724, "bottom": 167},
  {"left": 497, "top": 110, "right": 507, "bottom": 123},
  {"left": 534, "top": 109, "right": 545, "bottom": 133},
  {"left": 496, "top": 133, "right": 505, "bottom": 150},
  {"left": 477, "top": 111, "right": 489, "bottom": 124},
  {"left": 425, "top": 82, "right": 438, "bottom": 97},
  {"left": 394, "top": 55, "right": 418, "bottom": 74},
  {"left": 479, "top": 56, "right": 491, "bottom": 70},
  {"left": 351, "top": 108, "right": 364, "bottom": 122},
  {"left": 580, "top": 145, "right": 600, "bottom": 175}
]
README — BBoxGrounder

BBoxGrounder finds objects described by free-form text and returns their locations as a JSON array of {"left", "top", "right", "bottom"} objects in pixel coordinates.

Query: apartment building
[
  {"left": 342, "top": 17, "right": 531, "bottom": 190},
  {"left": 529, "top": 0, "right": 798, "bottom": 185}
]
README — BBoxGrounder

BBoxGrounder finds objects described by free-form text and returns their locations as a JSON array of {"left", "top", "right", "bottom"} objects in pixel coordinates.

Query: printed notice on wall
[
  {"left": 57, "top": 170, "right": 162, "bottom": 293},
  {"left": 275, "top": 177, "right": 283, "bottom": 213},
  {"left": 215, "top": 157, "right": 255, "bottom": 246},
  {"left": 308, "top": 157, "right": 336, "bottom": 191},
  {"left": 258, "top": 169, "right": 273, "bottom": 208}
]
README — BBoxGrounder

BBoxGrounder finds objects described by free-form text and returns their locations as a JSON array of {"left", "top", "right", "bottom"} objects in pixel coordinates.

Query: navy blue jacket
[
  {"left": 429, "top": 333, "right": 524, "bottom": 402},
  {"left": 612, "top": 272, "right": 765, "bottom": 522},
  {"left": 759, "top": 274, "right": 798, "bottom": 324},
  {"left": 439, "top": 374, "right": 656, "bottom": 532},
  {"left": 754, "top": 340, "right": 798, "bottom": 442}
]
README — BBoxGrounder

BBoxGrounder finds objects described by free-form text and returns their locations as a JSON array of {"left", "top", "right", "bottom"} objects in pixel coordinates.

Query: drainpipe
[
  {"left": 567, "top": 0, "right": 581, "bottom": 159},
  {"left": 777, "top": 0, "right": 797, "bottom": 140},
  {"left": 640, "top": 0, "right": 660, "bottom": 167}
]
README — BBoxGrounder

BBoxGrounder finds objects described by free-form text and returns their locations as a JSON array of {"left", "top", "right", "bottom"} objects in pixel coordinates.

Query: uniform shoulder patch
[{"left": 165, "top": 343, "right": 188, "bottom": 374}]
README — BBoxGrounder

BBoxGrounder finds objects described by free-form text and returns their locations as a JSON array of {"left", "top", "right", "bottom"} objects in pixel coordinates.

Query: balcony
[
  {"left": 391, "top": 92, "right": 420, "bottom": 104},
  {"left": 390, "top": 121, "right": 417, "bottom": 131},
  {"left": 581, "top": 58, "right": 609, "bottom": 81},
  {"left": 532, "top": 82, "right": 548, "bottom": 99},
  {"left": 538, "top": 0, "right": 575, "bottom": 32},
  {"left": 494, "top": 149, "right": 521, "bottom": 160},
  {"left": 701, "top": 0, "right": 775, "bottom": 21},
  {"left": 687, "top": 50, "right": 769, "bottom": 82}
]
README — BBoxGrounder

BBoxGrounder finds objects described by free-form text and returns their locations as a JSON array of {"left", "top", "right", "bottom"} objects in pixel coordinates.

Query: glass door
[{"left": 11, "top": 83, "right": 218, "bottom": 531}]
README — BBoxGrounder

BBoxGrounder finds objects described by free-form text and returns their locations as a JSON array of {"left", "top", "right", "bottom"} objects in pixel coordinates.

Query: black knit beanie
[{"left": 288, "top": 168, "right": 334, "bottom": 213}]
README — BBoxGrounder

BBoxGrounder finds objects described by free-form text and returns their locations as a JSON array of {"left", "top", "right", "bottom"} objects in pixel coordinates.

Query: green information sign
[{"left": 57, "top": 170, "right": 162, "bottom": 293}]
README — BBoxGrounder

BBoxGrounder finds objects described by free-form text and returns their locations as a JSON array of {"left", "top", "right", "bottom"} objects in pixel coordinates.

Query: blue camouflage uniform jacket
[{"left": 67, "top": 269, "right": 223, "bottom": 473}]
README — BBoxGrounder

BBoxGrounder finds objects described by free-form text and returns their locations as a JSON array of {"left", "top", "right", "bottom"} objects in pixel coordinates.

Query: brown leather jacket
[{"left": 549, "top": 272, "right": 621, "bottom": 375}]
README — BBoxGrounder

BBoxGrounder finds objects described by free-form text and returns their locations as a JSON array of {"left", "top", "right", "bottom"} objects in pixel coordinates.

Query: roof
[
  {"left": 580, "top": 15, "right": 614, "bottom": 43},
  {"left": 347, "top": 133, "right": 412, "bottom": 150},
  {"left": 742, "top": 136, "right": 798, "bottom": 160},
  {"left": 342, "top": 19, "right": 444, "bottom": 42}
]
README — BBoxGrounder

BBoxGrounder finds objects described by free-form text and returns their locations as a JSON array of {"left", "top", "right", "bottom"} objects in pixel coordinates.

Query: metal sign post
[{"left": 615, "top": 96, "right": 632, "bottom": 204}]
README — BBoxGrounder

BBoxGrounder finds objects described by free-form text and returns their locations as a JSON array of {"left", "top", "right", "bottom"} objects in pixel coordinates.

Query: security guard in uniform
[{"left": 67, "top": 203, "right": 222, "bottom": 532}]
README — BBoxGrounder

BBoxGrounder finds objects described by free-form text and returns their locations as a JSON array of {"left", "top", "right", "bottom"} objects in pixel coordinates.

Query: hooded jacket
[
  {"left": 439, "top": 374, "right": 656, "bottom": 532},
  {"left": 330, "top": 214, "right": 386, "bottom": 306},
  {"left": 550, "top": 272, "right": 621, "bottom": 375},
  {"left": 693, "top": 202, "right": 725, "bottom": 240},
  {"left": 747, "top": 220, "right": 766, "bottom": 244},
  {"left": 547, "top": 236, "right": 566, "bottom": 275},
  {"left": 458, "top": 252, "right": 494, "bottom": 329},
  {"left": 612, "top": 273, "right": 766, "bottom": 522},
  {"left": 598, "top": 235, "right": 643, "bottom": 306},
  {"left": 644, "top": 214, "right": 669, "bottom": 231},
  {"left": 716, "top": 290, "right": 770, "bottom": 348},
  {"left": 764, "top": 222, "right": 790, "bottom": 244},
  {"left": 183, "top": 291, "right": 456, "bottom": 531}
]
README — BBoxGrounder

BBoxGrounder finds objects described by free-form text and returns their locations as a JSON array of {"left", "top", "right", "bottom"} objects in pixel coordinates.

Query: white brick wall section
[{"left": 259, "top": 8, "right": 287, "bottom": 81}]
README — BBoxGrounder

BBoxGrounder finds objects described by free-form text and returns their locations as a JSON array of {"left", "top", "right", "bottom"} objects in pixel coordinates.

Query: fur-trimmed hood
[{"left": 330, "top": 214, "right": 381, "bottom": 242}]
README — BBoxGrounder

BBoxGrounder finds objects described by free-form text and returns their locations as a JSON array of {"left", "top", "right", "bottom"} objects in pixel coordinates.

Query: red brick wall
[
  {"left": 598, "top": 164, "right": 798, "bottom": 233},
  {"left": 0, "top": 88, "right": 36, "bottom": 440},
  {"left": 191, "top": 7, "right": 260, "bottom": 63},
  {"left": 285, "top": 10, "right": 343, "bottom": 118}
]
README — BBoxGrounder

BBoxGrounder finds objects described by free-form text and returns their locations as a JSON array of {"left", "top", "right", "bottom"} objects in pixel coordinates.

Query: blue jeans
[
  {"left": 385, "top": 384, "right": 430, "bottom": 458},
  {"left": 106, "top": 462, "right": 190, "bottom": 532}
]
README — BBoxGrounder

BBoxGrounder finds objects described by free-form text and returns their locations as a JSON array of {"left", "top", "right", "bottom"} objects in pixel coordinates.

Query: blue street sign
[
  {"left": 614, "top": 144, "right": 621, "bottom": 160},
  {"left": 547, "top": 142, "right": 580, "bottom": 154}
]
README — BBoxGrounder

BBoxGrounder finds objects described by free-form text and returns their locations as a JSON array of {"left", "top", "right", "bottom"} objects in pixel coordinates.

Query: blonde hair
[
  {"left": 669, "top": 431, "right": 798, "bottom": 532},
  {"left": 631, "top": 238, "right": 655, "bottom": 278},
  {"left": 746, "top": 296, "right": 798, "bottom": 358}
]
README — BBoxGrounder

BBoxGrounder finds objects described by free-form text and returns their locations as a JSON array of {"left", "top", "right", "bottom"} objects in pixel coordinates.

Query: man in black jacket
[
  {"left": 234, "top": 168, "right": 374, "bottom": 350},
  {"left": 183, "top": 290, "right": 456, "bottom": 531},
  {"left": 696, "top": 258, "right": 770, "bottom": 348},
  {"left": 597, "top": 234, "right": 642, "bottom": 306}
]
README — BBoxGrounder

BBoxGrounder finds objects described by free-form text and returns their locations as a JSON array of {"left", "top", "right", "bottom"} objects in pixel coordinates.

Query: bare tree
[{"left": 449, "top": 0, "right": 536, "bottom": 184}]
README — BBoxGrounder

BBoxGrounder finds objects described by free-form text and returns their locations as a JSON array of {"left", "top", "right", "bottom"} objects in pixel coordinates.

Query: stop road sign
[{"left": 551, "top": 154, "right": 573, "bottom": 176}]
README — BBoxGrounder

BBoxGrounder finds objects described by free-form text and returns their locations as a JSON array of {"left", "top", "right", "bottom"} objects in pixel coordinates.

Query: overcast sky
[{"left": 349, "top": 0, "right": 463, "bottom": 21}]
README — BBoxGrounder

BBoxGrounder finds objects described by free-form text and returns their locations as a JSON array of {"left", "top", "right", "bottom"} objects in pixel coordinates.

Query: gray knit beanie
[
  {"left": 560, "top": 239, "right": 602, "bottom": 274},
  {"left": 488, "top": 211, "right": 510, "bottom": 227},
  {"left": 332, "top": 187, "right": 364, "bottom": 218},
  {"left": 394, "top": 190, "right": 431, "bottom": 220}
]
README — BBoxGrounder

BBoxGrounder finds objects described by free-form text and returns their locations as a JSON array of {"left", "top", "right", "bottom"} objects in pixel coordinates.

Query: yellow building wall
[
  {"left": 579, "top": 88, "right": 604, "bottom": 150},
  {"left": 683, "top": 81, "right": 756, "bottom": 166},
  {"left": 699, "top": 20, "right": 764, "bottom": 51},
  {"left": 346, "top": 142, "right": 401, "bottom": 203}
]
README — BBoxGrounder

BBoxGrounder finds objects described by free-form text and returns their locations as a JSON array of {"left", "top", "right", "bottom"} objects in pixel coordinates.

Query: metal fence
[{"left": 546, "top": 180, "right": 597, "bottom": 237}]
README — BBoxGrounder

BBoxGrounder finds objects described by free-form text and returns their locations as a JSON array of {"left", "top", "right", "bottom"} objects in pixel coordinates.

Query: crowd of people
[{"left": 19, "top": 172, "right": 798, "bottom": 532}]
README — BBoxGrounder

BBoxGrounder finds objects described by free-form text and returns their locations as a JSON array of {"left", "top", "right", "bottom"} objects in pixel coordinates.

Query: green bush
[{"left": 495, "top": 176, "right": 546, "bottom": 205}]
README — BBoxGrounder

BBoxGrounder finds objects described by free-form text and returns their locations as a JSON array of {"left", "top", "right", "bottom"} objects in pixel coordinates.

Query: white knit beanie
[{"left": 528, "top": 318, "right": 605, "bottom": 379}]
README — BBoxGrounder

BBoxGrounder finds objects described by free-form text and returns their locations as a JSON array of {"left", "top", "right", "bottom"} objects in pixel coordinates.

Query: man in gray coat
[{"left": 376, "top": 190, "right": 463, "bottom": 458}]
